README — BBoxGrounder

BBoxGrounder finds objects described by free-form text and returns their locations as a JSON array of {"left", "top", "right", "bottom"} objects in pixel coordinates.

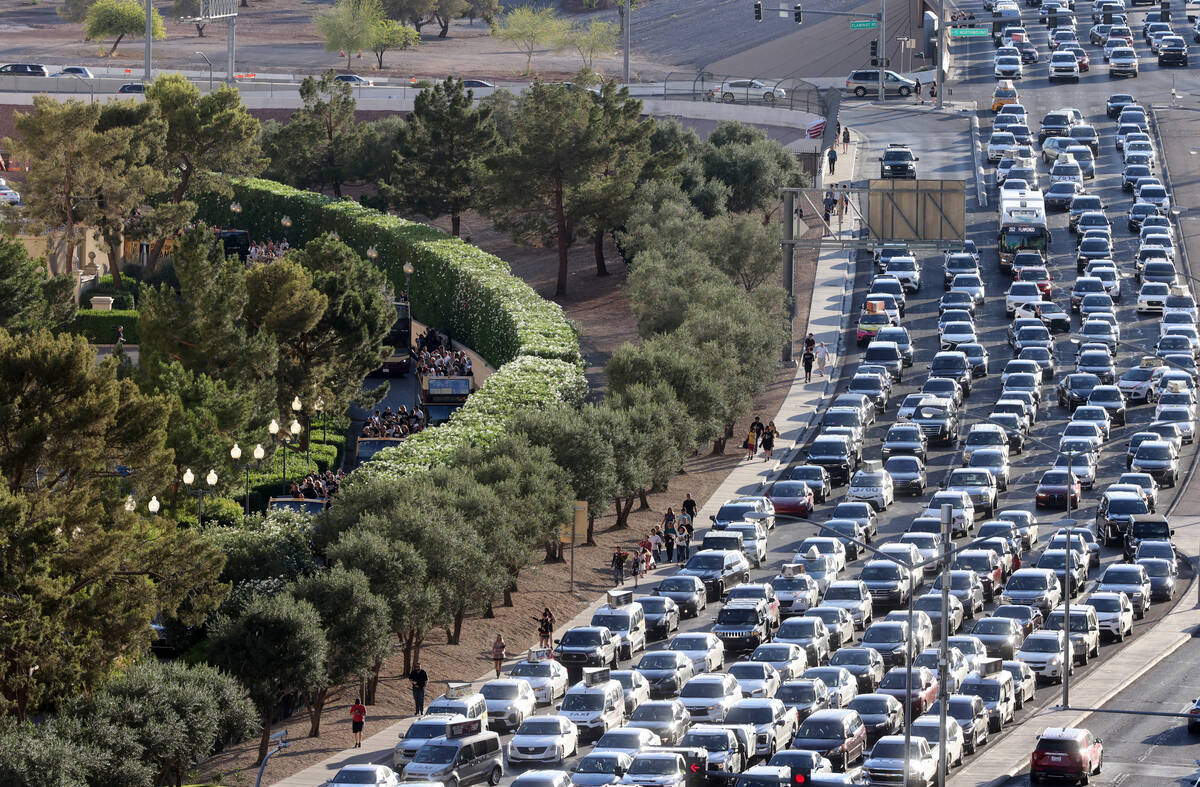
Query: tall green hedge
[
  {"left": 192, "top": 177, "right": 587, "bottom": 483},
  {"left": 68, "top": 310, "right": 140, "bottom": 344},
  {"left": 193, "top": 178, "right": 581, "bottom": 368}
]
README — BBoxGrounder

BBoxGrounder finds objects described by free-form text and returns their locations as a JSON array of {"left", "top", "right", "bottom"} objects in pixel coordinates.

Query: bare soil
[{"left": 196, "top": 216, "right": 812, "bottom": 785}]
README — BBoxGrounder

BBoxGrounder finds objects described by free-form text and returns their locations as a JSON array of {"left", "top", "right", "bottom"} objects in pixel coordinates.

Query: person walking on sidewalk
[
  {"left": 760, "top": 423, "right": 778, "bottom": 461},
  {"left": 827, "top": 147, "right": 838, "bottom": 175},
  {"left": 914, "top": 77, "right": 922, "bottom": 104},
  {"left": 350, "top": 698, "right": 367, "bottom": 748},
  {"left": 410, "top": 663, "right": 428, "bottom": 714},
  {"left": 663, "top": 520, "right": 676, "bottom": 563},
  {"left": 744, "top": 426, "right": 758, "bottom": 460},
  {"left": 802, "top": 346, "right": 816, "bottom": 383},
  {"left": 930, "top": 81, "right": 938, "bottom": 101},
  {"left": 677, "top": 521, "right": 692, "bottom": 562},
  {"left": 842, "top": 125, "right": 850, "bottom": 153},
  {"left": 491, "top": 634, "right": 506, "bottom": 679},
  {"left": 682, "top": 493, "right": 697, "bottom": 523},
  {"left": 611, "top": 548, "right": 627, "bottom": 586},
  {"left": 650, "top": 528, "right": 663, "bottom": 563},
  {"left": 815, "top": 341, "right": 830, "bottom": 376}
]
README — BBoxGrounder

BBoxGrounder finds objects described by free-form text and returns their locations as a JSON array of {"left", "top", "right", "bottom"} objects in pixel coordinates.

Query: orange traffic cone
[
  {"left": 357, "top": 49, "right": 362, "bottom": 59},
  {"left": 339, "top": 47, "right": 345, "bottom": 58}
]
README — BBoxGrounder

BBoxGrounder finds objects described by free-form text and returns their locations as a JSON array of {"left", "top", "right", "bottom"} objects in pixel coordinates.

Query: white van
[
  {"left": 426, "top": 683, "right": 488, "bottom": 721},
  {"left": 558, "top": 667, "right": 626, "bottom": 742},
  {"left": 725, "top": 521, "right": 769, "bottom": 568},
  {"left": 591, "top": 591, "right": 648, "bottom": 660}
]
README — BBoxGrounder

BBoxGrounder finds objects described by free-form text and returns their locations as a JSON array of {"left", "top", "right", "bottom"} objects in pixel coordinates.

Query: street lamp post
[
  {"left": 403, "top": 261, "right": 415, "bottom": 301},
  {"left": 292, "top": 396, "right": 308, "bottom": 464},
  {"left": 936, "top": 503, "right": 953, "bottom": 785},
  {"left": 280, "top": 215, "right": 292, "bottom": 244},
  {"left": 195, "top": 51, "right": 214, "bottom": 92}
]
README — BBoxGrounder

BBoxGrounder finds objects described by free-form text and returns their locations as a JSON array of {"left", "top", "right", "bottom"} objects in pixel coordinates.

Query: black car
[
  {"left": 805, "top": 436, "right": 858, "bottom": 485},
  {"left": 1045, "top": 181, "right": 1084, "bottom": 210},
  {"left": 1107, "top": 93, "right": 1136, "bottom": 118},
  {"left": 847, "top": 694, "right": 903, "bottom": 743},
  {"left": 1057, "top": 373, "right": 1102, "bottom": 410},
  {"left": 1076, "top": 238, "right": 1114, "bottom": 273},
  {"left": 882, "top": 423, "right": 928, "bottom": 461},
  {"left": 1158, "top": 36, "right": 1189, "bottom": 65},
  {"left": 1129, "top": 202, "right": 1159, "bottom": 232},
  {"left": 929, "top": 352, "right": 974, "bottom": 397},
  {"left": 1077, "top": 349, "right": 1116, "bottom": 384},
  {"left": 988, "top": 413, "right": 1027, "bottom": 452},
  {"left": 1038, "top": 111, "right": 1073, "bottom": 143},
  {"left": 944, "top": 255, "right": 980, "bottom": 290},
  {"left": 677, "top": 551, "right": 750, "bottom": 602},
  {"left": 879, "top": 144, "right": 918, "bottom": 179},
  {"left": 0, "top": 63, "right": 48, "bottom": 76},
  {"left": 1017, "top": 42, "right": 1040, "bottom": 62},
  {"left": 789, "top": 464, "right": 831, "bottom": 503},
  {"left": 1069, "top": 199, "right": 1106, "bottom": 231},
  {"left": 1122, "top": 163, "right": 1153, "bottom": 192},
  {"left": 117, "top": 83, "right": 145, "bottom": 94},
  {"left": 940, "top": 290, "right": 977, "bottom": 315}
]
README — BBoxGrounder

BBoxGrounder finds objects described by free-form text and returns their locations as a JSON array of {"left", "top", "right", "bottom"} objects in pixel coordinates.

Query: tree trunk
[
  {"left": 307, "top": 687, "right": 328, "bottom": 737},
  {"left": 545, "top": 541, "right": 560, "bottom": 562},
  {"left": 613, "top": 496, "right": 635, "bottom": 528},
  {"left": 586, "top": 513, "right": 597, "bottom": 546},
  {"left": 106, "top": 235, "right": 125, "bottom": 292},
  {"left": 367, "top": 656, "right": 384, "bottom": 704},
  {"left": 593, "top": 230, "right": 609, "bottom": 276},
  {"left": 617, "top": 3, "right": 626, "bottom": 35},
  {"left": 637, "top": 489, "right": 650, "bottom": 510},
  {"left": 376, "top": 50, "right": 385, "bottom": 68},
  {"left": 402, "top": 631, "right": 415, "bottom": 675},
  {"left": 256, "top": 714, "right": 272, "bottom": 766},
  {"left": 451, "top": 213, "right": 461, "bottom": 237},
  {"left": 554, "top": 184, "right": 569, "bottom": 296},
  {"left": 436, "top": 13, "right": 450, "bottom": 36},
  {"left": 451, "top": 610, "right": 464, "bottom": 644},
  {"left": 240, "top": 0, "right": 248, "bottom": 7},
  {"left": 195, "top": 23, "right": 206, "bottom": 36},
  {"left": 108, "top": 33, "right": 125, "bottom": 57},
  {"left": 712, "top": 437, "right": 727, "bottom": 455},
  {"left": 485, "top": 599, "right": 495, "bottom": 618}
]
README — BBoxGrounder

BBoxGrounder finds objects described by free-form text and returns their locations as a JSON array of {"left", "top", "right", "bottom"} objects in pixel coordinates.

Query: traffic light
[
  {"left": 794, "top": 3, "right": 803, "bottom": 22},
  {"left": 793, "top": 776, "right": 806, "bottom": 784},
  {"left": 870, "top": 38, "right": 879, "bottom": 56},
  {"left": 754, "top": 1, "right": 763, "bottom": 21}
]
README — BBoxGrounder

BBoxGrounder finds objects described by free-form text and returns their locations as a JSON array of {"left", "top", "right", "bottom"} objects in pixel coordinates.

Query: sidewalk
[{"left": 269, "top": 132, "right": 867, "bottom": 787}]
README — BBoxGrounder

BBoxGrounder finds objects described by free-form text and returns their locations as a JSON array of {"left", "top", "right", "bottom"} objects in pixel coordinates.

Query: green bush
[
  {"left": 192, "top": 177, "right": 581, "bottom": 368},
  {"left": 66, "top": 310, "right": 140, "bottom": 344}
]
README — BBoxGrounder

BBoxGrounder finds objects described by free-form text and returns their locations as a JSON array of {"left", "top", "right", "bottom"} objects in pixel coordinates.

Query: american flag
[{"left": 806, "top": 120, "right": 827, "bottom": 138}]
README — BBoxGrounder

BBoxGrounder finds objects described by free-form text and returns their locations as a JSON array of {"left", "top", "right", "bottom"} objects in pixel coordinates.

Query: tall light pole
[
  {"left": 936, "top": 0, "right": 947, "bottom": 109},
  {"left": 878, "top": 0, "right": 887, "bottom": 102},
  {"left": 145, "top": 0, "right": 153, "bottom": 83},
  {"left": 936, "top": 503, "right": 953, "bottom": 785},
  {"left": 196, "top": 51, "right": 214, "bottom": 92},
  {"left": 623, "top": 0, "right": 631, "bottom": 84}
]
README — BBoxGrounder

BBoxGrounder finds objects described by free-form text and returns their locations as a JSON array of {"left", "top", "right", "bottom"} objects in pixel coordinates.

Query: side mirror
[
  {"left": 556, "top": 704, "right": 562, "bottom": 710},
  {"left": 709, "top": 515, "right": 716, "bottom": 522}
]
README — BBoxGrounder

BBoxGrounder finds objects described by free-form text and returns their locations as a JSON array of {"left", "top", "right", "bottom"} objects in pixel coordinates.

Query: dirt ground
[
  {"left": 0, "top": 0, "right": 673, "bottom": 83},
  {"left": 196, "top": 216, "right": 817, "bottom": 784}
]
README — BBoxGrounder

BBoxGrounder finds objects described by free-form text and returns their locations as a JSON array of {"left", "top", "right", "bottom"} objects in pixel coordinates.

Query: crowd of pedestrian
[
  {"left": 286, "top": 469, "right": 345, "bottom": 499},
  {"left": 801, "top": 332, "right": 831, "bottom": 383},
  {"left": 247, "top": 238, "right": 290, "bottom": 263},
  {"left": 361, "top": 405, "right": 427, "bottom": 439},
  {"left": 742, "top": 414, "right": 782, "bottom": 461},
  {"left": 414, "top": 327, "right": 473, "bottom": 378},
  {"left": 610, "top": 494, "right": 701, "bottom": 586}
]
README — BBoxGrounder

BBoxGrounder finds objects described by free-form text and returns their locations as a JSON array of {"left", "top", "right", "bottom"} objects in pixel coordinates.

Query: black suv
[
  {"left": 879, "top": 144, "right": 918, "bottom": 179},
  {"left": 881, "top": 423, "right": 928, "bottom": 462},
  {"left": 0, "top": 63, "right": 48, "bottom": 76},
  {"left": 928, "top": 351, "right": 974, "bottom": 397},
  {"left": 1158, "top": 36, "right": 1189, "bottom": 65},
  {"left": 1106, "top": 93, "right": 1136, "bottom": 119},
  {"left": 805, "top": 435, "right": 859, "bottom": 485},
  {"left": 1038, "top": 111, "right": 1073, "bottom": 143}
]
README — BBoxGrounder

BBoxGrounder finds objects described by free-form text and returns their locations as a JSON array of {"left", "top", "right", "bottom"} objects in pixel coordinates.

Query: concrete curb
[{"left": 970, "top": 114, "right": 989, "bottom": 208}]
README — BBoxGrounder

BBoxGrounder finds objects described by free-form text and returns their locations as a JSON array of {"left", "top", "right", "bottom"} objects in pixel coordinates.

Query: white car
[
  {"left": 847, "top": 468, "right": 895, "bottom": 511},
  {"left": 1006, "top": 282, "right": 1044, "bottom": 317},
  {"left": 987, "top": 131, "right": 1019, "bottom": 162},
  {"left": 1109, "top": 46, "right": 1139, "bottom": 74},
  {"left": 666, "top": 632, "right": 724, "bottom": 673},
  {"left": 911, "top": 714, "right": 965, "bottom": 768},
  {"left": 1049, "top": 51, "right": 1081, "bottom": 79},
  {"left": 1050, "top": 159, "right": 1083, "bottom": 184},
  {"left": 592, "top": 726, "right": 660, "bottom": 757},
  {"left": 510, "top": 658, "right": 570, "bottom": 704},
  {"left": 1154, "top": 407, "right": 1196, "bottom": 443},
  {"left": 611, "top": 670, "right": 651, "bottom": 717},
  {"left": 940, "top": 321, "right": 978, "bottom": 350},
  {"left": 921, "top": 491, "right": 975, "bottom": 536},
  {"left": 821, "top": 580, "right": 874, "bottom": 627},
  {"left": 1125, "top": 139, "right": 1157, "bottom": 166},
  {"left": 328, "top": 764, "right": 401, "bottom": 786},
  {"left": 728, "top": 661, "right": 782, "bottom": 698},
  {"left": 678, "top": 673, "right": 742, "bottom": 722},
  {"left": 1083, "top": 591, "right": 1134, "bottom": 641},
  {"left": 749, "top": 643, "right": 810, "bottom": 680},
  {"left": 0, "top": 178, "right": 19, "bottom": 205},
  {"left": 482, "top": 678, "right": 538, "bottom": 732},
  {"left": 795, "top": 537, "right": 848, "bottom": 573},
  {"left": 507, "top": 716, "right": 579, "bottom": 766},
  {"left": 995, "top": 56, "right": 1024, "bottom": 78},
  {"left": 1137, "top": 281, "right": 1171, "bottom": 313}
]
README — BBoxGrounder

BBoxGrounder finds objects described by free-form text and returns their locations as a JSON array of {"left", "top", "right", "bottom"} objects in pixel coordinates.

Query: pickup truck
[{"left": 863, "top": 735, "right": 937, "bottom": 787}]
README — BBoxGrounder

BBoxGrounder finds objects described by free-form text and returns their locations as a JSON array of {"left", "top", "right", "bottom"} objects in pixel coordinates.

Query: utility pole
[
  {"left": 144, "top": 0, "right": 153, "bottom": 82},
  {"left": 936, "top": 0, "right": 946, "bottom": 109},
  {"left": 781, "top": 190, "right": 796, "bottom": 365},
  {"left": 937, "top": 504, "right": 953, "bottom": 785},
  {"left": 878, "top": 0, "right": 887, "bottom": 102},
  {"left": 903, "top": 566, "right": 914, "bottom": 787},
  {"left": 623, "top": 0, "right": 631, "bottom": 84}
]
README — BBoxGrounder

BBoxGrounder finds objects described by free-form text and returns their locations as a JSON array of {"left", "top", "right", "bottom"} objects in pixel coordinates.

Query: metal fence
[{"left": 663, "top": 71, "right": 824, "bottom": 114}]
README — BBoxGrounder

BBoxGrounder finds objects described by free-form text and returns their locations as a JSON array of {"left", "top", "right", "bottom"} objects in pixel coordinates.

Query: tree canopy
[{"left": 84, "top": 0, "right": 165, "bottom": 56}]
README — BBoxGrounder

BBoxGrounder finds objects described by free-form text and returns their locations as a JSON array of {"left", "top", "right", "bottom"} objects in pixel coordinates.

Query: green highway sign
[
  {"left": 951, "top": 27, "right": 989, "bottom": 36},
  {"left": 850, "top": 20, "right": 879, "bottom": 28}
]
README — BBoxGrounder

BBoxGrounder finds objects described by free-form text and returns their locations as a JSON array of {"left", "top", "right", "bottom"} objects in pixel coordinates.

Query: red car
[
  {"left": 1066, "top": 46, "right": 1090, "bottom": 71},
  {"left": 1035, "top": 469, "right": 1081, "bottom": 508},
  {"left": 876, "top": 666, "right": 938, "bottom": 717},
  {"left": 1015, "top": 265, "right": 1054, "bottom": 298},
  {"left": 767, "top": 480, "right": 816, "bottom": 517},
  {"left": 1031, "top": 727, "right": 1103, "bottom": 783}
]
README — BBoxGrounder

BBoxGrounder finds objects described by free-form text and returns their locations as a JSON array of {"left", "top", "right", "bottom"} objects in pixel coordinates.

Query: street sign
[
  {"left": 951, "top": 27, "right": 989, "bottom": 36},
  {"left": 850, "top": 19, "right": 879, "bottom": 28}
]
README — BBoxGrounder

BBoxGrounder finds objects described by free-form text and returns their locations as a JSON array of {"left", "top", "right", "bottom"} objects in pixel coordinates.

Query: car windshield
[
  {"left": 724, "top": 706, "right": 773, "bottom": 724},
  {"left": 950, "top": 471, "right": 990, "bottom": 485},
  {"left": 779, "top": 620, "right": 818, "bottom": 638},
  {"left": 1137, "top": 444, "right": 1172, "bottom": 460},
  {"left": 576, "top": 755, "right": 624, "bottom": 773},
  {"left": 682, "top": 731, "right": 732, "bottom": 752},
  {"left": 413, "top": 744, "right": 458, "bottom": 764},
  {"left": 659, "top": 578, "right": 697, "bottom": 593},
  {"left": 752, "top": 646, "right": 793, "bottom": 663},
  {"left": 863, "top": 624, "right": 904, "bottom": 644},
  {"left": 670, "top": 636, "right": 709, "bottom": 652},
  {"left": 773, "top": 577, "right": 813, "bottom": 591},
  {"left": 825, "top": 586, "right": 862, "bottom": 601},
  {"left": 1105, "top": 566, "right": 1142, "bottom": 583},
  {"left": 717, "top": 607, "right": 760, "bottom": 626},
  {"left": 861, "top": 564, "right": 900, "bottom": 581},
  {"left": 482, "top": 684, "right": 520, "bottom": 700},
  {"left": 592, "top": 614, "right": 632, "bottom": 633},
  {"left": 517, "top": 719, "right": 564, "bottom": 735},
  {"left": 633, "top": 704, "right": 675, "bottom": 721},
  {"left": 973, "top": 619, "right": 1011, "bottom": 634},
  {"left": 853, "top": 697, "right": 893, "bottom": 715},
  {"left": 684, "top": 554, "right": 724, "bottom": 570},
  {"left": 562, "top": 630, "right": 602, "bottom": 647},
  {"left": 1141, "top": 561, "right": 1171, "bottom": 577},
  {"left": 771, "top": 481, "right": 810, "bottom": 497},
  {"left": 797, "top": 720, "right": 842, "bottom": 738},
  {"left": 717, "top": 503, "right": 756, "bottom": 521},
  {"left": 681, "top": 681, "right": 724, "bottom": 698},
  {"left": 1007, "top": 574, "right": 1047, "bottom": 590},
  {"left": 777, "top": 682, "right": 817, "bottom": 702},
  {"left": 962, "top": 681, "right": 1002, "bottom": 702},
  {"left": 638, "top": 598, "right": 669, "bottom": 613},
  {"left": 1022, "top": 637, "right": 1062, "bottom": 653},
  {"left": 831, "top": 649, "right": 871, "bottom": 666},
  {"left": 405, "top": 723, "right": 448, "bottom": 740},
  {"left": 629, "top": 757, "right": 681, "bottom": 775},
  {"left": 639, "top": 653, "right": 681, "bottom": 670}
]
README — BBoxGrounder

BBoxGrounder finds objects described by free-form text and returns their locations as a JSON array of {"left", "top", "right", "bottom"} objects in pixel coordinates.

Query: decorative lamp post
[
  {"left": 148, "top": 496, "right": 160, "bottom": 514},
  {"left": 268, "top": 419, "right": 284, "bottom": 484},
  {"left": 366, "top": 245, "right": 378, "bottom": 262},
  {"left": 403, "top": 261, "right": 414, "bottom": 301},
  {"left": 231, "top": 442, "right": 249, "bottom": 516},
  {"left": 182, "top": 468, "right": 195, "bottom": 517},
  {"left": 316, "top": 397, "right": 327, "bottom": 445},
  {"left": 124, "top": 495, "right": 136, "bottom": 513},
  {"left": 230, "top": 201, "right": 242, "bottom": 216},
  {"left": 290, "top": 418, "right": 303, "bottom": 483},
  {"left": 280, "top": 215, "right": 292, "bottom": 243}
]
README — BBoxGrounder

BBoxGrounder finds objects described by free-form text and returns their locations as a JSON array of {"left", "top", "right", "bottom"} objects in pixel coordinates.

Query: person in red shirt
[{"left": 350, "top": 698, "right": 367, "bottom": 748}]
